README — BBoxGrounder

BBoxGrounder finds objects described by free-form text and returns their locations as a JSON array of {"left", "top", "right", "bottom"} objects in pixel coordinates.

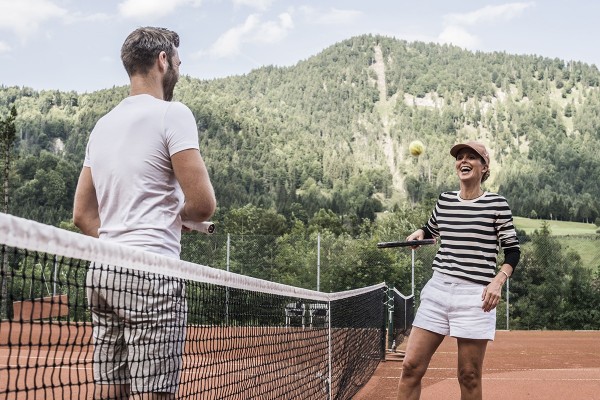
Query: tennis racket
[{"left": 376, "top": 239, "right": 436, "bottom": 248}]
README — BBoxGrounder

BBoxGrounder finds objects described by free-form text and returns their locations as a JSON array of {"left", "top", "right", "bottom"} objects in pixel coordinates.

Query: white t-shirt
[{"left": 84, "top": 94, "right": 200, "bottom": 258}]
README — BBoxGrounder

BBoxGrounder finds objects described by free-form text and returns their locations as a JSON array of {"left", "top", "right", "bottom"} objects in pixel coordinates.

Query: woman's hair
[
  {"left": 121, "top": 27, "right": 180, "bottom": 77},
  {"left": 482, "top": 167, "right": 490, "bottom": 183}
]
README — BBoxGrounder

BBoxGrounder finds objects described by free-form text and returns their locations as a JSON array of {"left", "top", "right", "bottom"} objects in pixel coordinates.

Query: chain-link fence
[
  {"left": 180, "top": 232, "right": 440, "bottom": 294},
  {"left": 181, "top": 233, "right": 600, "bottom": 330}
]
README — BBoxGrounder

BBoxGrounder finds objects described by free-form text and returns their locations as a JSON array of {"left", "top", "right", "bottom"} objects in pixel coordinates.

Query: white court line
[
  {"left": 426, "top": 367, "right": 600, "bottom": 372},
  {"left": 0, "top": 355, "right": 91, "bottom": 361},
  {"left": 422, "top": 367, "right": 600, "bottom": 382},
  {"left": 1, "top": 364, "right": 91, "bottom": 370},
  {"left": 0, "top": 366, "right": 311, "bottom": 376},
  {"left": 424, "top": 377, "right": 600, "bottom": 382},
  {"left": 481, "top": 377, "right": 600, "bottom": 381}
]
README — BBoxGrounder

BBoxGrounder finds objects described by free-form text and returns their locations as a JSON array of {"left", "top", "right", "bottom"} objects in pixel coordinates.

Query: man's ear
[{"left": 158, "top": 51, "right": 168, "bottom": 72}]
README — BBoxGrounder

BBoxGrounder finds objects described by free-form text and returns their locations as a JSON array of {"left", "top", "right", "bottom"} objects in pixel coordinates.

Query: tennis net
[{"left": 0, "top": 213, "right": 386, "bottom": 399}]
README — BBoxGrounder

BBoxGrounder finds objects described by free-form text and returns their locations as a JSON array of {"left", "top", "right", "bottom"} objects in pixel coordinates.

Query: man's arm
[
  {"left": 73, "top": 167, "right": 100, "bottom": 238},
  {"left": 172, "top": 149, "right": 216, "bottom": 223}
]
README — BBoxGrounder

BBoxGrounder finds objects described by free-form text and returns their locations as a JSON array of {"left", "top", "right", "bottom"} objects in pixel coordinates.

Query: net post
[
  {"left": 386, "top": 285, "right": 394, "bottom": 353},
  {"left": 381, "top": 285, "right": 389, "bottom": 360}
]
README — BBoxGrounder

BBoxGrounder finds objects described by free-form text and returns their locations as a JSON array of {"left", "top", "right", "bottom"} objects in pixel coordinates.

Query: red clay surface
[
  {"left": 0, "top": 321, "right": 378, "bottom": 399},
  {"left": 2, "top": 324, "right": 599, "bottom": 399},
  {"left": 353, "top": 330, "right": 600, "bottom": 400}
]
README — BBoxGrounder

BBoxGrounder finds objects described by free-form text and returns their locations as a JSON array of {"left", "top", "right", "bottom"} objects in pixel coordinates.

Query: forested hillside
[{"left": 1, "top": 34, "right": 600, "bottom": 226}]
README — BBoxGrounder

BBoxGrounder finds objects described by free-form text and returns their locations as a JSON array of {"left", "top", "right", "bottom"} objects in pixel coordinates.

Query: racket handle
[{"left": 183, "top": 221, "right": 215, "bottom": 234}]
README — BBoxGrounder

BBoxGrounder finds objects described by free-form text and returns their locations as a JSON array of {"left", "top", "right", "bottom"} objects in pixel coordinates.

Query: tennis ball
[{"left": 409, "top": 140, "right": 425, "bottom": 157}]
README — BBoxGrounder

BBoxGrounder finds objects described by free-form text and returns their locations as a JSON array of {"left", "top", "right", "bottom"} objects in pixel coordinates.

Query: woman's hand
[
  {"left": 406, "top": 229, "right": 424, "bottom": 241},
  {"left": 406, "top": 229, "right": 426, "bottom": 249},
  {"left": 481, "top": 280, "right": 503, "bottom": 312},
  {"left": 481, "top": 267, "right": 511, "bottom": 312}
]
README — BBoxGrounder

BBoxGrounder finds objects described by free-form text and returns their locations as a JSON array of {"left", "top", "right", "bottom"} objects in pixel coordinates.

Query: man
[{"left": 73, "top": 27, "right": 216, "bottom": 399}]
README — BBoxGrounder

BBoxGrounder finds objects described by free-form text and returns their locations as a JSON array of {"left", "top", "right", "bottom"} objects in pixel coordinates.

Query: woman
[{"left": 397, "top": 141, "right": 520, "bottom": 400}]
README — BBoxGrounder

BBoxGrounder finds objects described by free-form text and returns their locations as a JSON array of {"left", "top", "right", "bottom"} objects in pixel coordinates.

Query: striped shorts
[{"left": 86, "top": 264, "right": 187, "bottom": 393}]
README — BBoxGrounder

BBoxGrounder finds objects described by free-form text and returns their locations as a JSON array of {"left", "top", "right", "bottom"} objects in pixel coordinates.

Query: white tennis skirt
[{"left": 413, "top": 271, "right": 496, "bottom": 340}]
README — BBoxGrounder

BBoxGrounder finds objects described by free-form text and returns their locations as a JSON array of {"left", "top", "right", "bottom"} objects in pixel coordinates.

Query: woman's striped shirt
[{"left": 422, "top": 191, "right": 520, "bottom": 285}]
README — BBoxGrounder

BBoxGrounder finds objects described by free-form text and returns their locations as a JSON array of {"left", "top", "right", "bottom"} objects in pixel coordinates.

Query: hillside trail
[{"left": 370, "top": 44, "right": 404, "bottom": 195}]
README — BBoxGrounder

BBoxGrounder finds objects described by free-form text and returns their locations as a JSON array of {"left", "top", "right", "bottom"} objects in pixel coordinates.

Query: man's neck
[{"left": 129, "top": 74, "right": 164, "bottom": 100}]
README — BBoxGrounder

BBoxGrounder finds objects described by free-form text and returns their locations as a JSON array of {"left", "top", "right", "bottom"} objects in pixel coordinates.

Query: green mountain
[{"left": 1, "top": 34, "right": 600, "bottom": 226}]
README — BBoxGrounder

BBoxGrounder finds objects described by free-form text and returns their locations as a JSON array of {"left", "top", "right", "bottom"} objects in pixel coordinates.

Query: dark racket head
[{"left": 376, "top": 239, "right": 436, "bottom": 248}]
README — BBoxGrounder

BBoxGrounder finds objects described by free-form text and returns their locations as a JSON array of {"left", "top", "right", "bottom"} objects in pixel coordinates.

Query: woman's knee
[
  {"left": 457, "top": 367, "right": 482, "bottom": 390},
  {"left": 401, "top": 357, "right": 428, "bottom": 381}
]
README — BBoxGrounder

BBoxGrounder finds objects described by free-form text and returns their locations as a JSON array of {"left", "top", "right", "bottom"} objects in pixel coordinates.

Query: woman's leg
[
  {"left": 397, "top": 327, "right": 445, "bottom": 400},
  {"left": 456, "top": 338, "right": 488, "bottom": 400}
]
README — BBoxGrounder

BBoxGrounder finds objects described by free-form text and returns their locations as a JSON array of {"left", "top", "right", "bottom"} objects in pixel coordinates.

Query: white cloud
[
  {"left": 207, "top": 14, "right": 259, "bottom": 58},
  {"left": 299, "top": 6, "right": 362, "bottom": 25},
  {"left": 233, "top": 0, "right": 276, "bottom": 11},
  {"left": 0, "top": 0, "right": 68, "bottom": 39},
  {"left": 438, "top": 25, "right": 480, "bottom": 48},
  {"left": 206, "top": 12, "right": 293, "bottom": 58},
  {"left": 0, "top": 41, "right": 11, "bottom": 54},
  {"left": 252, "top": 13, "right": 293, "bottom": 44},
  {"left": 118, "top": 0, "right": 202, "bottom": 20},
  {"left": 444, "top": 2, "right": 534, "bottom": 26},
  {"left": 66, "top": 12, "right": 111, "bottom": 24},
  {"left": 439, "top": 2, "right": 533, "bottom": 50}
]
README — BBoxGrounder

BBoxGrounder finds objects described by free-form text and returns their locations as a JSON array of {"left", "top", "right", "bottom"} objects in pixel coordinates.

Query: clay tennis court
[
  {"left": 2, "top": 311, "right": 599, "bottom": 398},
  {"left": 0, "top": 319, "right": 379, "bottom": 399},
  {"left": 354, "top": 330, "right": 600, "bottom": 399}
]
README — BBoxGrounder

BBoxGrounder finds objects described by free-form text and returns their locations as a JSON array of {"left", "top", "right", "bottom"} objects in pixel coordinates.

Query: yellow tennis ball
[{"left": 409, "top": 140, "right": 425, "bottom": 157}]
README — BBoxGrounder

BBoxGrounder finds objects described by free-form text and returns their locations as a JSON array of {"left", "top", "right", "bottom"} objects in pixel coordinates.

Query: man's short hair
[{"left": 121, "top": 27, "right": 180, "bottom": 77}]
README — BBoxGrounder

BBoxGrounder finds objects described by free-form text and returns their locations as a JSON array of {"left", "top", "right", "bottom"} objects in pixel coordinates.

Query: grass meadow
[
  {"left": 513, "top": 216, "right": 597, "bottom": 235},
  {"left": 513, "top": 217, "right": 599, "bottom": 269}
]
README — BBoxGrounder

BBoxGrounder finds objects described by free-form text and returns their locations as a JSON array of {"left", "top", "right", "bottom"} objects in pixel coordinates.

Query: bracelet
[{"left": 499, "top": 270, "right": 510, "bottom": 280}]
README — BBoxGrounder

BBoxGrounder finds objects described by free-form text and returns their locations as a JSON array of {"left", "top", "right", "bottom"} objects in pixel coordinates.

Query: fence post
[
  {"left": 506, "top": 277, "right": 510, "bottom": 330},
  {"left": 317, "top": 233, "right": 321, "bottom": 291},
  {"left": 226, "top": 234, "right": 230, "bottom": 325},
  {"left": 411, "top": 248, "right": 415, "bottom": 297},
  {"left": 53, "top": 255, "right": 58, "bottom": 296},
  {"left": 226, "top": 233, "right": 230, "bottom": 273},
  {"left": 1, "top": 248, "right": 8, "bottom": 319}
]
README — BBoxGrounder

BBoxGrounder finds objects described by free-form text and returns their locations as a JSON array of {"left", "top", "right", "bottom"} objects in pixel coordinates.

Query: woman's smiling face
[{"left": 455, "top": 148, "right": 488, "bottom": 183}]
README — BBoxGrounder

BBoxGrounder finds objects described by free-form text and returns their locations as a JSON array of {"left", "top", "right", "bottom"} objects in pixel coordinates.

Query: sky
[{"left": 1, "top": 0, "right": 599, "bottom": 93}]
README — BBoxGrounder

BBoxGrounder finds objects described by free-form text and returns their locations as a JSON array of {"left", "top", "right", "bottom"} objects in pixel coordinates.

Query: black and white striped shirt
[{"left": 423, "top": 191, "right": 520, "bottom": 285}]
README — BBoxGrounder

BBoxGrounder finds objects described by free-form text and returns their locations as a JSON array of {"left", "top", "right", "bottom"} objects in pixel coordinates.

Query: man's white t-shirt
[{"left": 84, "top": 94, "right": 199, "bottom": 258}]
